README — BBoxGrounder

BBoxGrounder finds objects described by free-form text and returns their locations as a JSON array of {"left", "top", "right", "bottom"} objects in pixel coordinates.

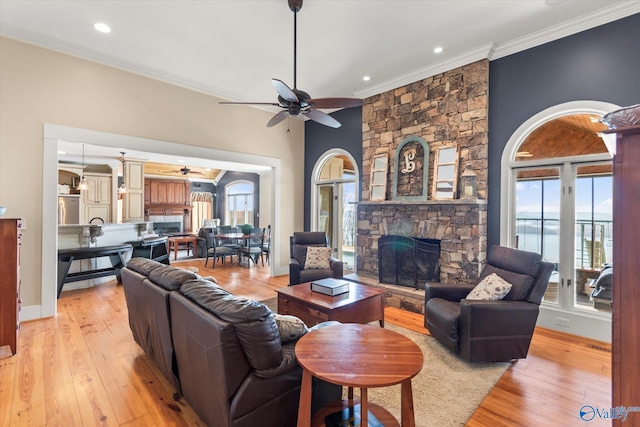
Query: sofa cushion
[
  {"left": 272, "top": 313, "right": 308, "bottom": 344},
  {"left": 148, "top": 265, "right": 199, "bottom": 291},
  {"left": 180, "top": 279, "right": 283, "bottom": 370},
  {"left": 466, "top": 273, "right": 512, "bottom": 301},
  {"left": 126, "top": 257, "right": 165, "bottom": 276},
  {"left": 304, "top": 246, "right": 331, "bottom": 270}
]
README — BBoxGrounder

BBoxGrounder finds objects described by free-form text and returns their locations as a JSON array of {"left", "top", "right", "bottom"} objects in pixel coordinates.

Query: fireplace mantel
[{"left": 354, "top": 199, "right": 487, "bottom": 206}]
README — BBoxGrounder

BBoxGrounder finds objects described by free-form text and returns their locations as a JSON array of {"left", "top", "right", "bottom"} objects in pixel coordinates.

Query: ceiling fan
[
  {"left": 172, "top": 166, "right": 202, "bottom": 176},
  {"left": 219, "top": 0, "right": 363, "bottom": 128}
]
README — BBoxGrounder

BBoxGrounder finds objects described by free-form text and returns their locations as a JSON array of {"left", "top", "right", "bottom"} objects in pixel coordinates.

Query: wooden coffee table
[
  {"left": 295, "top": 323, "right": 424, "bottom": 427},
  {"left": 276, "top": 281, "right": 385, "bottom": 327}
]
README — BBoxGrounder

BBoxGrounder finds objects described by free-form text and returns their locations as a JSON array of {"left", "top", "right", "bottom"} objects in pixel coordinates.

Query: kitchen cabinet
[
  {"left": 83, "top": 174, "right": 111, "bottom": 205},
  {"left": 83, "top": 174, "right": 111, "bottom": 223},
  {"left": 149, "top": 179, "right": 189, "bottom": 206},
  {"left": 144, "top": 178, "right": 192, "bottom": 232},
  {"left": 0, "top": 218, "right": 23, "bottom": 355},
  {"left": 122, "top": 160, "right": 145, "bottom": 222}
]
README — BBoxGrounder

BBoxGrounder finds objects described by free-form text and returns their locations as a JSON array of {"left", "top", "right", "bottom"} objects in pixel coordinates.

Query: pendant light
[
  {"left": 77, "top": 144, "right": 89, "bottom": 191},
  {"left": 118, "top": 151, "right": 127, "bottom": 194}
]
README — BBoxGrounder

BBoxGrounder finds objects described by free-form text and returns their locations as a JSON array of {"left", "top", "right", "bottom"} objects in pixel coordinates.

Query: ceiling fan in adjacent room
[
  {"left": 172, "top": 166, "right": 203, "bottom": 176},
  {"left": 219, "top": 0, "right": 363, "bottom": 128}
]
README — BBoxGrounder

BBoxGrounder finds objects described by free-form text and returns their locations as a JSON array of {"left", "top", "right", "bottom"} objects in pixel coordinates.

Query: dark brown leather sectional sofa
[{"left": 121, "top": 258, "right": 341, "bottom": 427}]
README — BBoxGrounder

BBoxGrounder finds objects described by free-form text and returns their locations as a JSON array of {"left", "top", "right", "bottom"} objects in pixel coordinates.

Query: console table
[{"left": 57, "top": 244, "right": 132, "bottom": 298}]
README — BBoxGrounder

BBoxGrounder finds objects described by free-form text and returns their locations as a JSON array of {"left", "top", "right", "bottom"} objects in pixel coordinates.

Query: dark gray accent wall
[
  {"left": 304, "top": 106, "right": 363, "bottom": 230},
  {"left": 488, "top": 13, "right": 640, "bottom": 247},
  {"left": 215, "top": 171, "right": 260, "bottom": 226}
]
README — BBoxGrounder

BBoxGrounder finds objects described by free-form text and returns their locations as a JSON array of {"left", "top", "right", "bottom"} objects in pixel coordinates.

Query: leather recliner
[
  {"left": 424, "top": 245, "right": 554, "bottom": 363},
  {"left": 289, "top": 231, "right": 343, "bottom": 285}
]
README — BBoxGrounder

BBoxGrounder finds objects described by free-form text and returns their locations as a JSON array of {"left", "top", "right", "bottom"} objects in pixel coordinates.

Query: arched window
[
  {"left": 311, "top": 149, "right": 359, "bottom": 272},
  {"left": 500, "top": 101, "right": 618, "bottom": 338},
  {"left": 226, "top": 181, "right": 254, "bottom": 226}
]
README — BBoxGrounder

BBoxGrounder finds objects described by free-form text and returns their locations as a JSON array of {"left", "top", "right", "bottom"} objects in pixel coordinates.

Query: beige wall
[{"left": 0, "top": 37, "right": 304, "bottom": 316}]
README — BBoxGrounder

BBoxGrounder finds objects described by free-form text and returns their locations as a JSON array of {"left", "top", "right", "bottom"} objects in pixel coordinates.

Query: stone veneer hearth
[{"left": 353, "top": 60, "right": 490, "bottom": 313}]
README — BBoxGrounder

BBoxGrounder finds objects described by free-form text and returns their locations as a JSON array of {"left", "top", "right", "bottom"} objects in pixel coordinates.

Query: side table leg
[
  {"left": 297, "top": 369, "right": 312, "bottom": 427},
  {"left": 360, "top": 387, "right": 368, "bottom": 427},
  {"left": 401, "top": 379, "right": 416, "bottom": 427}
]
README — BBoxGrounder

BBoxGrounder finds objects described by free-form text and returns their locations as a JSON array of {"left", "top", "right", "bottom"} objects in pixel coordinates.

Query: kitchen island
[{"left": 58, "top": 222, "right": 157, "bottom": 292}]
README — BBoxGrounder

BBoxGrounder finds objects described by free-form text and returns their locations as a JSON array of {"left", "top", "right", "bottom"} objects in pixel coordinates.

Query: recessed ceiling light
[
  {"left": 93, "top": 23, "right": 111, "bottom": 33},
  {"left": 363, "top": 76, "right": 371, "bottom": 82},
  {"left": 434, "top": 47, "right": 443, "bottom": 54}
]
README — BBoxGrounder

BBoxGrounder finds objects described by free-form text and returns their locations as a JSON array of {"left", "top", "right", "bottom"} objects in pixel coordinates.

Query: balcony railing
[{"left": 515, "top": 217, "right": 612, "bottom": 270}]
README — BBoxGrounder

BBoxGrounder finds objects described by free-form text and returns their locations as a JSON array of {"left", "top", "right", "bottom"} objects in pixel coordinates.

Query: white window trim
[
  {"left": 310, "top": 149, "right": 359, "bottom": 232},
  {"left": 225, "top": 180, "right": 254, "bottom": 226}
]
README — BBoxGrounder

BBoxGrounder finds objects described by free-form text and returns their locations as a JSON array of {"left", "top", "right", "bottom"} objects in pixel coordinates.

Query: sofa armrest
[
  {"left": 329, "top": 257, "right": 343, "bottom": 279},
  {"left": 425, "top": 283, "right": 475, "bottom": 302},
  {"left": 254, "top": 343, "right": 299, "bottom": 379},
  {"left": 289, "top": 258, "right": 302, "bottom": 285}
]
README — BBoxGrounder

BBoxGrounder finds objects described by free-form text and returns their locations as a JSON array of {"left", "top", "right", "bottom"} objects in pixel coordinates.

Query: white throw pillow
[
  {"left": 466, "top": 273, "right": 513, "bottom": 301},
  {"left": 305, "top": 246, "right": 331, "bottom": 269},
  {"left": 272, "top": 313, "right": 309, "bottom": 344}
]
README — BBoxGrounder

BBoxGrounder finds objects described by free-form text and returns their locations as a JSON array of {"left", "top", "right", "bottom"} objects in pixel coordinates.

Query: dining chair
[
  {"left": 261, "top": 225, "right": 271, "bottom": 266},
  {"left": 238, "top": 228, "right": 265, "bottom": 267}
]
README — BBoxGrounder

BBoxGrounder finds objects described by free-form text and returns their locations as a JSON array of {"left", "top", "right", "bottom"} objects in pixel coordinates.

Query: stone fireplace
[
  {"left": 357, "top": 200, "right": 486, "bottom": 287},
  {"left": 353, "top": 59, "right": 490, "bottom": 311},
  {"left": 378, "top": 235, "right": 440, "bottom": 289}
]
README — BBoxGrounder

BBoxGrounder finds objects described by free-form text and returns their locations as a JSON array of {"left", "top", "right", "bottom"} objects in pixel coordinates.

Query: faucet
[{"left": 89, "top": 217, "right": 105, "bottom": 225}]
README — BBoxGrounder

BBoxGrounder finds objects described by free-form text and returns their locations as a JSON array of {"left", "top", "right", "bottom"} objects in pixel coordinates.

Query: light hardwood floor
[{"left": 0, "top": 259, "right": 611, "bottom": 426}]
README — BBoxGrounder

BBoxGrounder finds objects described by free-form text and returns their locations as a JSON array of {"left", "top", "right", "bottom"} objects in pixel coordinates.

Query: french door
[
  {"left": 514, "top": 161, "right": 612, "bottom": 314},
  {"left": 316, "top": 181, "right": 356, "bottom": 271}
]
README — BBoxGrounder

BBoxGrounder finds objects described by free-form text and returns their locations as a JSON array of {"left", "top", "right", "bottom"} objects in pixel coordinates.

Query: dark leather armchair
[
  {"left": 424, "top": 245, "right": 554, "bottom": 363},
  {"left": 289, "top": 232, "right": 343, "bottom": 285}
]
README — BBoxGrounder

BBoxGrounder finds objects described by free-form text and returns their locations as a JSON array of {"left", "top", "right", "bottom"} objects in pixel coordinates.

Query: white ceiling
[{"left": 2, "top": 0, "right": 639, "bottom": 170}]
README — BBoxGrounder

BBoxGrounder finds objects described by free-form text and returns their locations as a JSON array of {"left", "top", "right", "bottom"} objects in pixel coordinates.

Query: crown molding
[
  {"left": 355, "top": 1, "right": 640, "bottom": 98},
  {"left": 354, "top": 43, "right": 496, "bottom": 99},
  {"left": 3, "top": 1, "right": 639, "bottom": 102},
  {"left": 491, "top": 0, "right": 640, "bottom": 60},
  {"left": 0, "top": 23, "right": 249, "bottom": 103}
]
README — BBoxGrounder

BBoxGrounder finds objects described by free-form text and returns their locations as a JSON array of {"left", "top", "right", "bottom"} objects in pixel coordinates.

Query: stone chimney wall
[
  {"left": 361, "top": 59, "right": 489, "bottom": 200},
  {"left": 357, "top": 59, "right": 490, "bottom": 285}
]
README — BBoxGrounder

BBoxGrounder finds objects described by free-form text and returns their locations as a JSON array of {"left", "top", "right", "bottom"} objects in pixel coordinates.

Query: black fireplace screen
[{"left": 378, "top": 235, "right": 440, "bottom": 289}]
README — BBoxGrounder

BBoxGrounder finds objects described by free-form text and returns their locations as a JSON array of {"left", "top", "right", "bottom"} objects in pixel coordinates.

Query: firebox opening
[{"left": 378, "top": 235, "right": 441, "bottom": 289}]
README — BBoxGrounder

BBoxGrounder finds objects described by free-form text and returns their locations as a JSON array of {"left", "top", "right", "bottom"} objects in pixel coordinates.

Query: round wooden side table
[{"left": 295, "top": 323, "right": 423, "bottom": 427}]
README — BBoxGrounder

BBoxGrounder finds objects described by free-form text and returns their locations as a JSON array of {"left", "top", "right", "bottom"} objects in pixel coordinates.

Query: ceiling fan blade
[
  {"left": 304, "top": 107, "right": 342, "bottom": 128},
  {"left": 308, "top": 97, "right": 364, "bottom": 109},
  {"left": 266, "top": 110, "right": 290, "bottom": 127},
  {"left": 272, "top": 79, "right": 298, "bottom": 103},
  {"left": 219, "top": 101, "right": 281, "bottom": 106}
]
